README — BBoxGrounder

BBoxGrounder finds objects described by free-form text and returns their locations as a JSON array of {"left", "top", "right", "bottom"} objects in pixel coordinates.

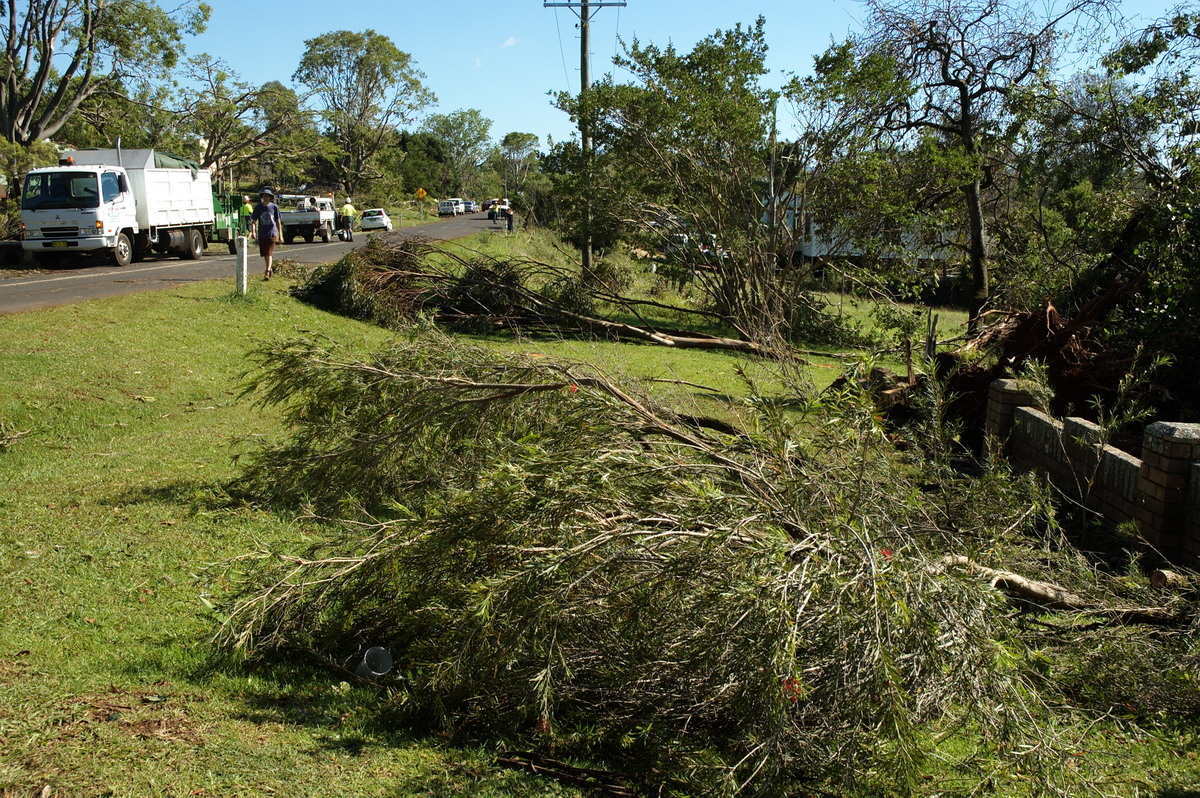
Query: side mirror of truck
[{"left": 118, "top": 174, "right": 130, "bottom": 194}]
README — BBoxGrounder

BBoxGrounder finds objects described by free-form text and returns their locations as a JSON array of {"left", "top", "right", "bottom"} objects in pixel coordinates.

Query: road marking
[{"left": 1, "top": 260, "right": 197, "bottom": 287}]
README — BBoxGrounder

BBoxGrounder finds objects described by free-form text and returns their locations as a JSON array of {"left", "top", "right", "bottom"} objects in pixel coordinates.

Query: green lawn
[
  {"left": 2, "top": 244, "right": 1193, "bottom": 796},
  {"left": 0, "top": 265, "right": 804, "bottom": 796}
]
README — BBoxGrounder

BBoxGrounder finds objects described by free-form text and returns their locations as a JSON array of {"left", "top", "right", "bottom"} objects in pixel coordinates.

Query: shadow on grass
[{"left": 110, "top": 477, "right": 253, "bottom": 514}]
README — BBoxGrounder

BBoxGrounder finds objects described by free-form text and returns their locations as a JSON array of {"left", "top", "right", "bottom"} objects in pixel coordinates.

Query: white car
[
  {"left": 360, "top": 208, "right": 393, "bottom": 232},
  {"left": 461, "top": 199, "right": 478, "bottom": 213},
  {"left": 438, "top": 198, "right": 464, "bottom": 216}
]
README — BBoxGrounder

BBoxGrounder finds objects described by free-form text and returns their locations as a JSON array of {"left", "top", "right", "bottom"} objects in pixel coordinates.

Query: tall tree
[
  {"left": 499, "top": 131, "right": 541, "bottom": 195},
  {"left": 181, "top": 56, "right": 312, "bottom": 172},
  {"left": 54, "top": 81, "right": 190, "bottom": 151},
  {"left": 390, "top": 130, "right": 450, "bottom": 195},
  {"left": 421, "top": 109, "right": 491, "bottom": 195},
  {"left": 805, "top": 0, "right": 1111, "bottom": 330},
  {"left": 0, "top": 0, "right": 210, "bottom": 144},
  {"left": 293, "top": 29, "right": 434, "bottom": 195}
]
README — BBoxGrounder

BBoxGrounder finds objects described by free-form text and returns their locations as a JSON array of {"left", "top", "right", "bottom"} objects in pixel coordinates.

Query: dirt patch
[{"left": 68, "top": 685, "right": 207, "bottom": 746}]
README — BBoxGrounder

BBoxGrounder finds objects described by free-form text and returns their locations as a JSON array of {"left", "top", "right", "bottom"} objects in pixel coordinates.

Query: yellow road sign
[{"left": 415, "top": 188, "right": 427, "bottom": 199}]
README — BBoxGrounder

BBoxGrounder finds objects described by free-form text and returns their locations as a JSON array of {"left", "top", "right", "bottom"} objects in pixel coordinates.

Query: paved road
[{"left": 0, "top": 212, "right": 505, "bottom": 316}]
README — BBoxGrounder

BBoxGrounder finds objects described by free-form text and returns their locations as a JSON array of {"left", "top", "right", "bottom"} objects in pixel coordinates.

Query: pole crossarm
[{"left": 543, "top": 2, "right": 626, "bottom": 6}]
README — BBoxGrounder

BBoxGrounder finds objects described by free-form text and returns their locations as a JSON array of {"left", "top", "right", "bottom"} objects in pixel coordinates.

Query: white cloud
[{"left": 501, "top": 36, "right": 518, "bottom": 48}]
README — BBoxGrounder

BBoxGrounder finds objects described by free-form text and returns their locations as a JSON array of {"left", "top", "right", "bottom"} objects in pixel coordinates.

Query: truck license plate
[{"left": 50, "top": 241, "right": 68, "bottom": 248}]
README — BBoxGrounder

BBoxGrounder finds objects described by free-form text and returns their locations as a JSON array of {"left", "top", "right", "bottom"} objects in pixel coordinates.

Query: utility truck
[
  {"left": 20, "top": 148, "right": 219, "bottom": 267},
  {"left": 278, "top": 194, "right": 336, "bottom": 243}
]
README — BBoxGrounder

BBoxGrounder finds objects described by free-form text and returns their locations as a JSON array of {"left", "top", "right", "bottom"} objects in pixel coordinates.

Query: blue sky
[{"left": 184, "top": 0, "right": 1171, "bottom": 151}]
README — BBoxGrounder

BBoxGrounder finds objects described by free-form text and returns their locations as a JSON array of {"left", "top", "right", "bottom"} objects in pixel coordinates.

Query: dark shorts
[{"left": 258, "top": 238, "right": 276, "bottom": 258}]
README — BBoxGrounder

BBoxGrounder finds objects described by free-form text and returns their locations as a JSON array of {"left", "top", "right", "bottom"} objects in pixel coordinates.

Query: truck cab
[{"left": 21, "top": 162, "right": 137, "bottom": 265}]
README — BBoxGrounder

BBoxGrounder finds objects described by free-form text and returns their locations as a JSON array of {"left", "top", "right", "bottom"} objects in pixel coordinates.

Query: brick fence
[{"left": 987, "top": 378, "right": 1200, "bottom": 566}]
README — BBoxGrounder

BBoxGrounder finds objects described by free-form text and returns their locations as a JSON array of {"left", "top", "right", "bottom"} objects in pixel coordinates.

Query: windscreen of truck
[{"left": 22, "top": 172, "right": 101, "bottom": 211}]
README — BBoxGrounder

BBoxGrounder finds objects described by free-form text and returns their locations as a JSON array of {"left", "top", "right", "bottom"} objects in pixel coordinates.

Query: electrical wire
[
  {"left": 553, "top": 7, "right": 572, "bottom": 90},
  {"left": 613, "top": 3, "right": 621, "bottom": 63}
]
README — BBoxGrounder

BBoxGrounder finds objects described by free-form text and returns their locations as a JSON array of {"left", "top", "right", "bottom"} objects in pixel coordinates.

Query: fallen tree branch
[
  {"left": 496, "top": 751, "right": 639, "bottom": 797},
  {"left": 941, "top": 555, "right": 1177, "bottom": 624}
]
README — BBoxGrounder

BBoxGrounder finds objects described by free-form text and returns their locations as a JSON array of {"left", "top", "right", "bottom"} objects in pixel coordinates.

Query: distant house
[{"left": 766, "top": 195, "right": 957, "bottom": 270}]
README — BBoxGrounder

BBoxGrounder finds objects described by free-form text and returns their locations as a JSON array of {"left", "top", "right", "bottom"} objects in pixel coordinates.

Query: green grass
[
  {"left": 0, "top": 261, "right": 807, "bottom": 796},
  {"left": 0, "top": 281, "right": 592, "bottom": 796},
  {"left": 2, "top": 241, "right": 1195, "bottom": 796}
]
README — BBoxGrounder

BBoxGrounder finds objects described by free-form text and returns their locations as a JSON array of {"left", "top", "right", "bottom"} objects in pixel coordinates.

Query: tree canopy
[
  {"left": 292, "top": 29, "right": 434, "bottom": 195},
  {"left": 0, "top": 0, "right": 210, "bottom": 145}
]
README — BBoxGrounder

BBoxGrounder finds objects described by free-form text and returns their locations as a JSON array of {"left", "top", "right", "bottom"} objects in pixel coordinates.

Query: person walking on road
[
  {"left": 238, "top": 195, "right": 254, "bottom": 234},
  {"left": 339, "top": 197, "right": 357, "bottom": 242},
  {"left": 249, "top": 187, "right": 283, "bottom": 280}
]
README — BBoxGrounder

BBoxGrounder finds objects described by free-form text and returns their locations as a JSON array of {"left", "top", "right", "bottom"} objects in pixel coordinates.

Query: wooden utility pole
[{"left": 544, "top": 0, "right": 626, "bottom": 275}]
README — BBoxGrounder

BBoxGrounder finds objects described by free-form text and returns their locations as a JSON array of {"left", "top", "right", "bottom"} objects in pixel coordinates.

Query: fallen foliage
[
  {"left": 289, "top": 237, "right": 800, "bottom": 357},
  {"left": 213, "top": 328, "right": 1195, "bottom": 796}
]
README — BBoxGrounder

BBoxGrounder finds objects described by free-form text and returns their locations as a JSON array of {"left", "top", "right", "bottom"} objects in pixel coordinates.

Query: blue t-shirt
[{"left": 250, "top": 202, "right": 281, "bottom": 238}]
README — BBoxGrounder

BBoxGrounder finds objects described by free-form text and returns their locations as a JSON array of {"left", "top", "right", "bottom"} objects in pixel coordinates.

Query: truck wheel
[
  {"left": 112, "top": 233, "right": 133, "bottom": 267},
  {"left": 181, "top": 229, "right": 204, "bottom": 260},
  {"left": 320, "top": 224, "right": 331, "bottom": 243},
  {"left": 285, "top": 233, "right": 295, "bottom": 244},
  {"left": 303, "top": 230, "right": 314, "bottom": 243}
]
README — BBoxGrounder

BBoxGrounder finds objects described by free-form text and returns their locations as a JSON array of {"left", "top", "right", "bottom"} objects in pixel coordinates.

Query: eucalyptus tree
[
  {"left": 0, "top": 0, "right": 210, "bottom": 145},
  {"left": 499, "top": 131, "right": 541, "bottom": 195},
  {"left": 293, "top": 29, "right": 434, "bottom": 195},
  {"left": 54, "top": 82, "right": 189, "bottom": 151},
  {"left": 181, "top": 56, "right": 313, "bottom": 173}
]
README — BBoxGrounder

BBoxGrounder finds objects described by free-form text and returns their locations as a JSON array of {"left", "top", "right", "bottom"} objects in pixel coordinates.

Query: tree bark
[{"left": 942, "top": 555, "right": 1176, "bottom": 623}]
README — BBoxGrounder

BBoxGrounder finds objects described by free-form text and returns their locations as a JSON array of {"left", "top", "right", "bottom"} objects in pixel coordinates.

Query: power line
[
  {"left": 553, "top": 7, "right": 572, "bottom": 91},
  {"left": 613, "top": 3, "right": 621, "bottom": 64}
]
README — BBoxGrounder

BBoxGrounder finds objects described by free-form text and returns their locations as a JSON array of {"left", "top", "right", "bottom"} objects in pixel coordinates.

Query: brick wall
[{"left": 988, "top": 379, "right": 1200, "bottom": 566}]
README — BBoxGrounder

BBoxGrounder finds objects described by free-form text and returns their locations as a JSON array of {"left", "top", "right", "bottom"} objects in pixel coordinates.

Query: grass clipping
[{"left": 220, "top": 329, "right": 1056, "bottom": 796}]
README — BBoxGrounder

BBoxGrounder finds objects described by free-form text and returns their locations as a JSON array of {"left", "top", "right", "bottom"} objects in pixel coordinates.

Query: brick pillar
[
  {"left": 987, "top": 379, "right": 1039, "bottom": 444},
  {"left": 1137, "top": 422, "right": 1200, "bottom": 562}
]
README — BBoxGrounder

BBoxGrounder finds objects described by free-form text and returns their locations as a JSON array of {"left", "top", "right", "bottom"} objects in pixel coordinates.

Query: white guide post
[{"left": 235, "top": 236, "right": 249, "bottom": 294}]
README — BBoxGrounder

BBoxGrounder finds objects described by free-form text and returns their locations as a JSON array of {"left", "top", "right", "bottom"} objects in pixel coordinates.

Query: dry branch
[
  {"left": 299, "top": 238, "right": 782, "bottom": 357},
  {"left": 942, "top": 555, "right": 1176, "bottom": 624},
  {"left": 1150, "top": 569, "right": 1192, "bottom": 591}
]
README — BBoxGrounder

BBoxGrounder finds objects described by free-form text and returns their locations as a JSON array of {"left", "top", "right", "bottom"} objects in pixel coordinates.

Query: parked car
[
  {"left": 360, "top": 208, "right": 393, "bottom": 232},
  {"left": 461, "top": 199, "right": 478, "bottom": 213},
  {"left": 438, "top": 198, "right": 464, "bottom": 216}
]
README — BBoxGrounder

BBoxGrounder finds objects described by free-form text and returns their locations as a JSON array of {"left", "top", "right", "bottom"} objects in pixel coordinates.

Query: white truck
[
  {"left": 20, "top": 148, "right": 217, "bottom": 267},
  {"left": 278, "top": 194, "right": 337, "bottom": 243}
]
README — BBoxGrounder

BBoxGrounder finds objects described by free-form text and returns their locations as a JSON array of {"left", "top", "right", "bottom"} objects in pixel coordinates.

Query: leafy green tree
[
  {"left": 181, "top": 56, "right": 313, "bottom": 173},
  {"left": 1046, "top": 10, "right": 1200, "bottom": 416},
  {"left": 293, "top": 29, "right": 434, "bottom": 195},
  {"left": 0, "top": 0, "right": 210, "bottom": 145},
  {"left": 54, "top": 82, "right": 191, "bottom": 151},
  {"left": 390, "top": 130, "right": 451, "bottom": 196},
  {"left": 498, "top": 131, "right": 540, "bottom": 195},
  {"left": 420, "top": 109, "right": 491, "bottom": 195},
  {"left": 558, "top": 19, "right": 810, "bottom": 346}
]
